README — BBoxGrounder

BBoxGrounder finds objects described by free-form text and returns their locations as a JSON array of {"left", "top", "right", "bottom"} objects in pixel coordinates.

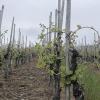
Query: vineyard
[{"left": 0, "top": 0, "right": 100, "bottom": 100}]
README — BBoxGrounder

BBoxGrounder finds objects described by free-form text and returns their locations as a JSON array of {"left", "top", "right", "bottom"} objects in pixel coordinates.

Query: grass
[{"left": 78, "top": 64, "right": 100, "bottom": 100}]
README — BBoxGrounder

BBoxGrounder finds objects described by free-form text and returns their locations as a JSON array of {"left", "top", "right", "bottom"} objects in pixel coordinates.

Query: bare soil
[{"left": 0, "top": 59, "right": 53, "bottom": 100}]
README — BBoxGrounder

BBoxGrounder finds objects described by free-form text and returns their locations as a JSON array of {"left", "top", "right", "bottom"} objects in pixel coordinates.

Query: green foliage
[
  {"left": 35, "top": 24, "right": 100, "bottom": 99},
  {"left": 35, "top": 42, "right": 55, "bottom": 69},
  {"left": 38, "top": 32, "right": 45, "bottom": 41},
  {"left": 77, "top": 64, "right": 100, "bottom": 100}
]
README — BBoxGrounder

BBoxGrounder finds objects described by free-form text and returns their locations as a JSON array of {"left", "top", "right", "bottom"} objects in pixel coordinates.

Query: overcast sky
[{"left": 0, "top": 0, "right": 100, "bottom": 44}]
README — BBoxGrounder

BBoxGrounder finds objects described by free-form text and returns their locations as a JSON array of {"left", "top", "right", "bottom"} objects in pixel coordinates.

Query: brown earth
[
  {"left": 0, "top": 58, "right": 75, "bottom": 100},
  {"left": 0, "top": 59, "right": 53, "bottom": 100}
]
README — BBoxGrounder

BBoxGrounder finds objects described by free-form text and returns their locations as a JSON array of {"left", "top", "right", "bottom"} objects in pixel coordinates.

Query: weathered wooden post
[
  {"left": 12, "top": 23, "right": 16, "bottom": 66},
  {"left": 61, "top": 0, "right": 65, "bottom": 28},
  {"left": 98, "top": 35, "right": 100, "bottom": 50},
  {"left": 0, "top": 5, "right": 4, "bottom": 46},
  {"left": 53, "top": 0, "right": 65, "bottom": 99},
  {"left": 46, "top": 28, "right": 49, "bottom": 43},
  {"left": 65, "top": 0, "right": 71, "bottom": 100},
  {"left": 97, "top": 35, "right": 100, "bottom": 62},
  {"left": 53, "top": 0, "right": 61, "bottom": 100},
  {"left": 17, "top": 28, "right": 21, "bottom": 50},
  {"left": 16, "top": 28, "right": 21, "bottom": 66},
  {"left": 94, "top": 32, "right": 96, "bottom": 62},
  {"left": 9, "top": 17, "right": 15, "bottom": 71},
  {"left": 49, "top": 12, "right": 52, "bottom": 43},
  {"left": 54, "top": 9, "right": 58, "bottom": 41},
  {"left": 25, "top": 35, "right": 27, "bottom": 49},
  {"left": 25, "top": 35, "right": 27, "bottom": 63},
  {"left": 12, "top": 24, "right": 16, "bottom": 47},
  {"left": 3, "top": 34, "right": 5, "bottom": 45},
  {"left": 84, "top": 36, "right": 87, "bottom": 61},
  {"left": 81, "top": 38, "right": 84, "bottom": 58},
  {"left": 9, "top": 17, "right": 15, "bottom": 46},
  {"left": 22, "top": 35, "right": 25, "bottom": 48},
  {"left": 4, "top": 17, "right": 14, "bottom": 79}
]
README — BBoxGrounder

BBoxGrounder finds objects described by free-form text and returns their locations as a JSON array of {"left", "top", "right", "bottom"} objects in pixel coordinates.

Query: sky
[{"left": 0, "top": 0, "right": 100, "bottom": 45}]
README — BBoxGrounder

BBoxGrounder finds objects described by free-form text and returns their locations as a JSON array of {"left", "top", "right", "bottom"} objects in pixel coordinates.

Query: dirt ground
[{"left": 0, "top": 59, "right": 53, "bottom": 100}]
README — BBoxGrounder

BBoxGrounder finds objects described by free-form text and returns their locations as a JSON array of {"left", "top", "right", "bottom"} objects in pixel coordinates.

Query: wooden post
[
  {"left": 9, "top": 17, "right": 15, "bottom": 70},
  {"left": 81, "top": 38, "right": 84, "bottom": 56},
  {"left": 53, "top": 0, "right": 62, "bottom": 100},
  {"left": 16, "top": 28, "right": 21, "bottom": 66},
  {"left": 9, "top": 17, "right": 15, "bottom": 46},
  {"left": 84, "top": 36, "right": 87, "bottom": 61},
  {"left": 94, "top": 32, "right": 96, "bottom": 61},
  {"left": 18, "top": 28, "right": 21, "bottom": 49},
  {"left": 4, "top": 17, "right": 14, "bottom": 79},
  {"left": 0, "top": 5, "right": 4, "bottom": 46},
  {"left": 98, "top": 35, "right": 100, "bottom": 60},
  {"left": 4, "top": 34, "right": 5, "bottom": 45},
  {"left": 25, "top": 35, "right": 27, "bottom": 50},
  {"left": 61, "top": 0, "right": 65, "bottom": 29},
  {"left": 22, "top": 35, "right": 25, "bottom": 48},
  {"left": 65, "top": 0, "right": 71, "bottom": 100},
  {"left": 49, "top": 12, "right": 52, "bottom": 43},
  {"left": 12, "top": 24, "right": 16, "bottom": 47},
  {"left": 46, "top": 28, "right": 49, "bottom": 43},
  {"left": 58, "top": 0, "right": 61, "bottom": 32},
  {"left": 65, "top": 0, "right": 71, "bottom": 71},
  {"left": 54, "top": 9, "right": 58, "bottom": 41},
  {"left": 80, "top": 38, "right": 84, "bottom": 62}
]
